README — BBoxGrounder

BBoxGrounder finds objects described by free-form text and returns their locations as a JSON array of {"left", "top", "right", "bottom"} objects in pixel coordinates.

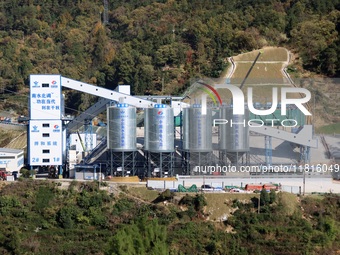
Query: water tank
[
  {"left": 107, "top": 104, "right": 137, "bottom": 151},
  {"left": 219, "top": 106, "right": 249, "bottom": 154},
  {"left": 183, "top": 105, "right": 212, "bottom": 152},
  {"left": 144, "top": 105, "right": 174, "bottom": 152}
]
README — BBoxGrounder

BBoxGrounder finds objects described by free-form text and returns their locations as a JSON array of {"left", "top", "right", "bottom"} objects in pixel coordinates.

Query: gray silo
[
  {"left": 107, "top": 105, "right": 137, "bottom": 151},
  {"left": 107, "top": 104, "right": 137, "bottom": 176},
  {"left": 144, "top": 105, "right": 174, "bottom": 152},
  {"left": 144, "top": 104, "right": 174, "bottom": 177},
  {"left": 219, "top": 106, "right": 249, "bottom": 164},
  {"left": 183, "top": 106, "right": 212, "bottom": 152},
  {"left": 182, "top": 105, "right": 213, "bottom": 175}
]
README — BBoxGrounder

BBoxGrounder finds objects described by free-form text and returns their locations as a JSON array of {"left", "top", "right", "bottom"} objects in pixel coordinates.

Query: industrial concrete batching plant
[{"left": 26, "top": 74, "right": 318, "bottom": 180}]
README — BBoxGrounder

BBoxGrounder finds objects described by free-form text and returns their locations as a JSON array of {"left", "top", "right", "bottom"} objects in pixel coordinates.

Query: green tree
[
  {"left": 290, "top": 18, "right": 338, "bottom": 69},
  {"left": 115, "top": 43, "right": 136, "bottom": 85},
  {"left": 57, "top": 205, "right": 81, "bottom": 229},
  {"left": 320, "top": 46, "right": 338, "bottom": 75},
  {"left": 260, "top": 188, "right": 269, "bottom": 206},
  {"left": 106, "top": 218, "right": 168, "bottom": 255},
  {"left": 194, "top": 194, "right": 207, "bottom": 212},
  {"left": 269, "top": 189, "right": 276, "bottom": 204},
  {"left": 34, "top": 186, "right": 55, "bottom": 213}
]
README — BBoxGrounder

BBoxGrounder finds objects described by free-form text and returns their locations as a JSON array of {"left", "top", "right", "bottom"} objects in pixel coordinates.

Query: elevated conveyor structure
[
  {"left": 249, "top": 125, "right": 317, "bottom": 148},
  {"left": 60, "top": 76, "right": 158, "bottom": 177},
  {"left": 61, "top": 77, "right": 155, "bottom": 108},
  {"left": 66, "top": 97, "right": 110, "bottom": 133}
]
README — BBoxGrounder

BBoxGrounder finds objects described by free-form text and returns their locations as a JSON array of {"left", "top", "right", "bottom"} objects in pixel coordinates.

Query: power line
[{"left": 2, "top": 88, "right": 104, "bottom": 127}]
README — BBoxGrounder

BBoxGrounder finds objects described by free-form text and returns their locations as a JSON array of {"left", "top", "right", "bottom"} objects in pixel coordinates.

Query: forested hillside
[
  {"left": 0, "top": 180, "right": 339, "bottom": 254},
  {"left": 0, "top": 0, "right": 339, "bottom": 112}
]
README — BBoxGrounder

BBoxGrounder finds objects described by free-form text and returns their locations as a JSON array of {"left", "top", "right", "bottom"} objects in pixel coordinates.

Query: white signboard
[
  {"left": 29, "top": 120, "right": 63, "bottom": 166},
  {"left": 30, "top": 74, "right": 62, "bottom": 120}
]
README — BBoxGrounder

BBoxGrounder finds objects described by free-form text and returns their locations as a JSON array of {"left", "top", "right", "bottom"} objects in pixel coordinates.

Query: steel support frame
[
  {"left": 219, "top": 150, "right": 250, "bottom": 168},
  {"left": 300, "top": 146, "right": 310, "bottom": 165},
  {"left": 183, "top": 151, "right": 214, "bottom": 175},
  {"left": 107, "top": 150, "right": 137, "bottom": 177},
  {"left": 265, "top": 135, "right": 272, "bottom": 166},
  {"left": 146, "top": 151, "right": 174, "bottom": 178}
]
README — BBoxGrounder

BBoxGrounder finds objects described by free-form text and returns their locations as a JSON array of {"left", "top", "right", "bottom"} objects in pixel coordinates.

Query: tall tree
[{"left": 106, "top": 218, "right": 168, "bottom": 255}]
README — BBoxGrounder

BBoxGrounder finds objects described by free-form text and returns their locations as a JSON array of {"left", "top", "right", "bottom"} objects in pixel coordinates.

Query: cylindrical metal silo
[
  {"left": 219, "top": 106, "right": 249, "bottom": 162},
  {"left": 107, "top": 104, "right": 137, "bottom": 151},
  {"left": 183, "top": 105, "right": 212, "bottom": 152},
  {"left": 144, "top": 105, "right": 174, "bottom": 152}
]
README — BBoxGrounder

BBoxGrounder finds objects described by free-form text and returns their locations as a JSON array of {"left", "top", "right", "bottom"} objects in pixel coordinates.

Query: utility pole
[
  {"left": 103, "top": 0, "right": 109, "bottom": 25},
  {"left": 162, "top": 72, "right": 164, "bottom": 92},
  {"left": 303, "top": 169, "right": 305, "bottom": 196},
  {"left": 99, "top": 163, "right": 102, "bottom": 190}
]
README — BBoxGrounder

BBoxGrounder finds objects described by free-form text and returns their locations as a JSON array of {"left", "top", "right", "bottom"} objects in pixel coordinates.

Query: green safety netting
[
  {"left": 178, "top": 184, "right": 198, "bottom": 192},
  {"left": 225, "top": 186, "right": 241, "bottom": 190}
]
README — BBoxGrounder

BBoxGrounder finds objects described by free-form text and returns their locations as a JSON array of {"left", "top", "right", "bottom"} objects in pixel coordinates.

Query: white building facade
[{"left": 0, "top": 148, "right": 24, "bottom": 172}]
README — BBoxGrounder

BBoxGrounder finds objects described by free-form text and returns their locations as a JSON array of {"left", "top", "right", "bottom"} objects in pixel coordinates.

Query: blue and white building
[
  {"left": 29, "top": 75, "right": 64, "bottom": 169},
  {"left": 0, "top": 148, "right": 24, "bottom": 172}
]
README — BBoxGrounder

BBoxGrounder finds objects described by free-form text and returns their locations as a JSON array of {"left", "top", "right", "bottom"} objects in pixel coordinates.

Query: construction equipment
[{"left": 48, "top": 166, "right": 58, "bottom": 179}]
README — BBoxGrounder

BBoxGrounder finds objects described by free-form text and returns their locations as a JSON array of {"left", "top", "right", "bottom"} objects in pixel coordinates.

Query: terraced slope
[
  {"left": 230, "top": 47, "right": 290, "bottom": 85},
  {"left": 214, "top": 47, "right": 298, "bottom": 104}
]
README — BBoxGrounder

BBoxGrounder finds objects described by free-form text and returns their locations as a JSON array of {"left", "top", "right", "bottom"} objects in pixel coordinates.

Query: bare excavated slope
[
  {"left": 216, "top": 47, "right": 295, "bottom": 102},
  {"left": 231, "top": 47, "right": 290, "bottom": 84},
  {"left": 216, "top": 47, "right": 339, "bottom": 129}
]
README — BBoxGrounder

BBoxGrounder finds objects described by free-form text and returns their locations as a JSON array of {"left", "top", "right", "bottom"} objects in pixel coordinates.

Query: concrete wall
[
  {"left": 147, "top": 176, "right": 340, "bottom": 194},
  {"left": 75, "top": 171, "right": 105, "bottom": 180}
]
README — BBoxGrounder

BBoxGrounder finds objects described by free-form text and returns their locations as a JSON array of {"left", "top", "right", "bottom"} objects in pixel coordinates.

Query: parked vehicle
[
  {"left": 18, "top": 115, "right": 29, "bottom": 124},
  {"left": 0, "top": 170, "right": 10, "bottom": 181},
  {"left": 244, "top": 184, "right": 263, "bottom": 191},
  {"left": 245, "top": 183, "right": 280, "bottom": 192},
  {"left": 201, "top": 184, "right": 214, "bottom": 191}
]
